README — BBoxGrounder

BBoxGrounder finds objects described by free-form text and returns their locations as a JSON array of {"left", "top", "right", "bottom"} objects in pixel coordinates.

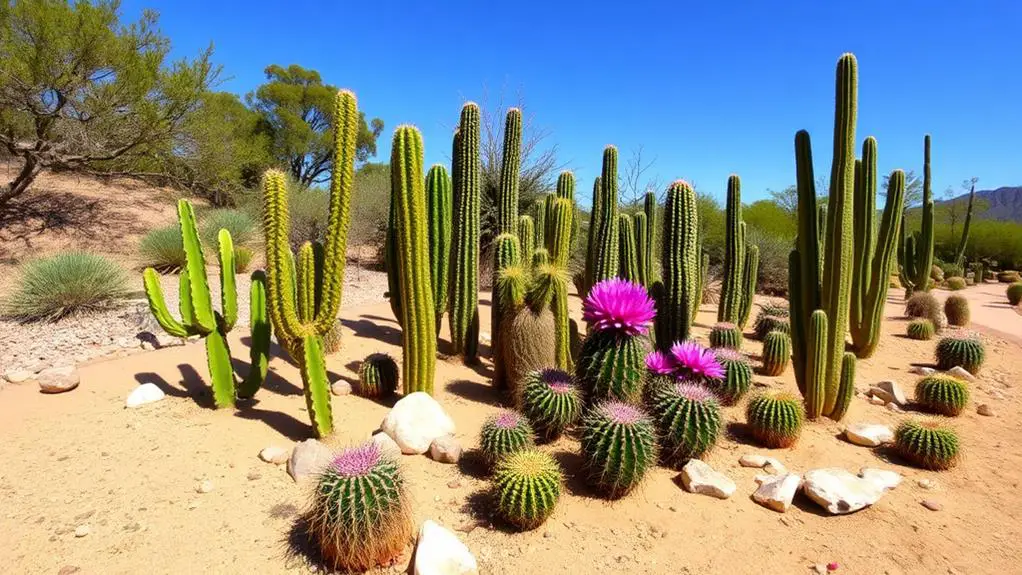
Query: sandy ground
[{"left": 1, "top": 284, "right": 1020, "bottom": 575}]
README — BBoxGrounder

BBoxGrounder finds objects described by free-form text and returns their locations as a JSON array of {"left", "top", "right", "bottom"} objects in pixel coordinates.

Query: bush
[
  {"left": 939, "top": 262, "right": 963, "bottom": 279},
  {"left": 745, "top": 224, "right": 792, "bottom": 295},
  {"left": 199, "top": 208, "right": 258, "bottom": 248},
  {"left": 138, "top": 224, "right": 185, "bottom": 272},
  {"left": 3, "top": 252, "right": 130, "bottom": 321},
  {"left": 997, "top": 270, "right": 1020, "bottom": 283},
  {"left": 945, "top": 277, "right": 966, "bottom": 291}
]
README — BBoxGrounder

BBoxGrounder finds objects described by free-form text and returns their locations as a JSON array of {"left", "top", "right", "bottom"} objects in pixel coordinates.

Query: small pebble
[
  {"left": 246, "top": 472, "right": 261, "bottom": 481},
  {"left": 447, "top": 479, "right": 462, "bottom": 489},
  {"left": 920, "top": 499, "right": 942, "bottom": 511},
  {"left": 917, "top": 479, "right": 937, "bottom": 490},
  {"left": 977, "top": 404, "right": 995, "bottom": 417},
  {"left": 57, "top": 566, "right": 80, "bottom": 575},
  {"left": 74, "top": 525, "right": 90, "bottom": 538},
  {"left": 196, "top": 480, "right": 214, "bottom": 494}
]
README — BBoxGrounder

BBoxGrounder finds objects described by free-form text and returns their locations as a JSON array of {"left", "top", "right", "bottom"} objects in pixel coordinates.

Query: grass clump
[{"left": 3, "top": 252, "right": 130, "bottom": 321}]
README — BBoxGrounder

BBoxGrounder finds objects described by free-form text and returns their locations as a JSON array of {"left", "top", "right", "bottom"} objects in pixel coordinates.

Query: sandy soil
[{"left": 1, "top": 287, "right": 1020, "bottom": 575}]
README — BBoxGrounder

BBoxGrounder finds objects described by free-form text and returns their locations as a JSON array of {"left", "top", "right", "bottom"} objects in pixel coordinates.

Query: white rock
[
  {"left": 287, "top": 439, "right": 333, "bottom": 482},
  {"left": 886, "top": 402, "right": 904, "bottom": 413},
  {"left": 844, "top": 423, "right": 894, "bottom": 447},
  {"left": 413, "top": 519, "right": 478, "bottom": 575},
  {"left": 330, "top": 381, "right": 352, "bottom": 396},
  {"left": 429, "top": 435, "right": 462, "bottom": 464},
  {"left": 867, "top": 395, "right": 887, "bottom": 406},
  {"left": 38, "top": 366, "right": 80, "bottom": 394},
  {"left": 74, "top": 525, "right": 90, "bottom": 538},
  {"left": 739, "top": 454, "right": 769, "bottom": 468},
  {"left": 140, "top": 341, "right": 155, "bottom": 351},
  {"left": 859, "top": 468, "right": 902, "bottom": 492},
  {"left": 195, "top": 480, "right": 214, "bottom": 493},
  {"left": 371, "top": 431, "right": 402, "bottom": 458},
  {"left": 917, "top": 478, "right": 937, "bottom": 490},
  {"left": 871, "top": 381, "right": 907, "bottom": 405},
  {"left": 752, "top": 473, "right": 802, "bottom": 513},
  {"left": 125, "top": 383, "right": 165, "bottom": 408},
  {"left": 259, "top": 446, "right": 289, "bottom": 465},
  {"left": 381, "top": 392, "right": 456, "bottom": 455},
  {"left": 764, "top": 458, "right": 787, "bottom": 475},
  {"left": 802, "top": 468, "right": 885, "bottom": 515},
  {"left": 947, "top": 366, "right": 976, "bottom": 382},
  {"left": 977, "top": 404, "right": 995, "bottom": 417},
  {"left": 4, "top": 369, "right": 34, "bottom": 383},
  {"left": 679, "top": 460, "right": 736, "bottom": 500},
  {"left": 910, "top": 366, "right": 936, "bottom": 376},
  {"left": 479, "top": 332, "right": 492, "bottom": 346}
]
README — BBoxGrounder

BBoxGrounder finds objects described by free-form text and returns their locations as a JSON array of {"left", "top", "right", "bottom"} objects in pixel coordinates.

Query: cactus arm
[
  {"left": 300, "top": 334, "right": 333, "bottom": 437},
  {"left": 617, "top": 214, "right": 639, "bottom": 283},
  {"left": 261, "top": 170, "right": 306, "bottom": 339},
  {"left": 855, "top": 170, "right": 905, "bottom": 357},
  {"left": 426, "top": 164, "right": 453, "bottom": 328},
  {"left": 592, "top": 147, "right": 620, "bottom": 284},
  {"left": 143, "top": 268, "right": 190, "bottom": 338},
  {"left": 584, "top": 176, "right": 602, "bottom": 294},
  {"left": 205, "top": 322, "right": 237, "bottom": 409},
  {"left": 954, "top": 184, "right": 975, "bottom": 267},
  {"left": 850, "top": 140, "right": 876, "bottom": 336},
  {"left": 237, "top": 271, "right": 270, "bottom": 399},
  {"left": 737, "top": 245, "right": 759, "bottom": 329},
  {"left": 805, "top": 310, "right": 828, "bottom": 419},
  {"left": 217, "top": 229, "right": 238, "bottom": 332},
  {"left": 788, "top": 250, "right": 806, "bottom": 393},
  {"left": 548, "top": 197, "right": 573, "bottom": 268},
  {"left": 448, "top": 104, "right": 481, "bottom": 361},
  {"left": 633, "top": 212, "right": 649, "bottom": 287},
  {"left": 518, "top": 215, "right": 535, "bottom": 269},
  {"left": 497, "top": 108, "right": 523, "bottom": 237},
  {"left": 829, "top": 352, "right": 857, "bottom": 420},
  {"left": 535, "top": 194, "right": 549, "bottom": 251},
  {"left": 176, "top": 199, "right": 215, "bottom": 335},
  {"left": 296, "top": 241, "right": 317, "bottom": 323}
]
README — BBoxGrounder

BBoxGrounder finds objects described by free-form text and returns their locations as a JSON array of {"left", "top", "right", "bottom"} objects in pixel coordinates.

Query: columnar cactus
[
  {"left": 580, "top": 401, "right": 658, "bottom": 498},
  {"left": 718, "top": 175, "right": 746, "bottom": 324},
  {"left": 788, "top": 54, "right": 859, "bottom": 421},
  {"left": 654, "top": 180, "right": 699, "bottom": 350},
  {"left": 493, "top": 449, "right": 562, "bottom": 530},
  {"left": 448, "top": 103, "right": 481, "bottom": 361},
  {"left": 491, "top": 109, "right": 523, "bottom": 364},
  {"left": 953, "top": 184, "right": 976, "bottom": 268},
  {"left": 709, "top": 322, "right": 742, "bottom": 350},
  {"left": 693, "top": 251, "right": 709, "bottom": 325},
  {"left": 651, "top": 382, "right": 722, "bottom": 465},
  {"left": 261, "top": 91, "right": 358, "bottom": 436},
  {"left": 894, "top": 419, "right": 960, "bottom": 470},
  {"left": 935, "top": 332, "right": 985, "bottom": 374},
  {"left": 391, "top": 126, "right": 437, "bottom": 395},
  {"left": 425, "top": 165, "right": 452, "bottom": 333},
  {"left": 708, "top": 348, "right": 752, "bottom": 405},
  {"left": 480, "top": 410, "right": 536, "bottom": 467},
  {"left": 915, "top": 375, "right": 970, "bottom": 416},
  {"left": 143, "top": 200, "right": 270, "bottom": 409},
  {"left": 760, "top": 331, "right": 790, "bottom": 376},
  {"left": 584, "top": 147, "right": 620, "bottom": 292},
  {"left": 518, "top": 215, "right": 535, "bottom": 269},
  {"left": 737, "top": 245, "right": 759, "bottom": 329},
  {"left": 547, "top": 194, "right": 575, "bottom": 370},
  {"left": 633, "top": 212, "right": 649, "bottom": 287},
  {"left": 898, "top": 136, "right": 936, "bottom": 296},
  {"left": 617, "top": 214, "right": 639, "bottom": 283},
  {"left": 534, "top": 194, "right": 550, "bottom": 252},
  {"left": 357, "top": 353, "right": 399, "bottom": 399},
  {"left": 643, "top": 191, "right": 657, "bottom": 283},
  {"left": 520, "top": 369, "right": 582, "bottom": 440},
  {"left": 849, "top": 136, "right": 906, "bottom": 358},
  {"left": 745, "top": 391, "right": 805, "bottom": 448}
]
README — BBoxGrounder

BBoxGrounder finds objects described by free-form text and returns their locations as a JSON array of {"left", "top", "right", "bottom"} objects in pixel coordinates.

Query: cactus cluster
[
  {"left": 448, "top": 103, "right": 482, "bottom": 361},
  {"left": 906, "top": 318, "right": 936, "bottom": 340},
  {"left": 654, "top": 180, "right": 700, "bottom": 349},
  {"left": 357, "top": 353, "right": 398, "bottom": 399},
  {"left": 894, "top": 419, "right": 960, "bottom": 470},
  {"left": 915, "top": 375, "right": 970, "bottom": 417},
  {"left": 897, "top": 136, "right": 936, "bottom": 296},
  {"left": 493, "top": 449, "right": 562, "bottom": 530},
  {"left": 480, "top": 410, "right": 536, "bottom": 467},
  {"left": 650, "top": 382, "right": 722, "bottom": 465},
  {"left": 307, "top": 443, "right": 412, "bottom": 572},
  {"left": 745, "top": 392, "right": 805, "bottom": 448},
  {"left": 143, "top": 200, "right": 270, "bottom": 409},
  {"left": 520, "top": 369, "right": 582, "bottom": 440},
  {"left": 944, "top": 294, "right": 970, "bottom": 327},
  {"left": 935, "top": 332, "right": 985, "bottom": 374},
  {"left": 760, "top": 331, "right": 791, "bottom": 376},
  {"left": 707, "top": 348, "right": 752, "bottom": 405},
  {"left": 717, "top": 175, "right": 758, "bottom": 329},
  {"left": 580, "top": 401, "right": 658, "bottom": 498},
  {"left": 495, "top": 260, "right": 560, "bottom": 396},
  {"left": 709, "top": 322, "right": 742, "bottom": 350}
]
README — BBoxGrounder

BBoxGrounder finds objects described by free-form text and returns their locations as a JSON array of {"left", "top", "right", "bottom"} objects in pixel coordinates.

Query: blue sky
[{"left": 123, "top": 0, "right": 1021, "bottom": 205}]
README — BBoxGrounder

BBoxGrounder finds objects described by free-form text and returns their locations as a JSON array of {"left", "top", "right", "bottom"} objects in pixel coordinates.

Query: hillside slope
[{"left": 938, "top": 186, "right": 1022, "bottom": 222}]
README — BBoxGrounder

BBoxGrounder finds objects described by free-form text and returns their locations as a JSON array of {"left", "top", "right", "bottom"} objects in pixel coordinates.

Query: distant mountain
[{"left": 937, "top": 186, "right": 1022, "bottom": 223}]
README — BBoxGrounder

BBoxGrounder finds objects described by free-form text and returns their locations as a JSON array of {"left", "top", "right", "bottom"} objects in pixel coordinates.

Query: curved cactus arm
[
  {"left": 217, "top": 229, "right": 238, "bottom": 332},
  {"left": 829, "top": 352, "right": 856, "bottom": 420},
  {"left": 300, "top": 334, "right": 333, "bottom": 437},
  {"left": 205, "top": 323, "right": 237, "bottom": 409},
  {"left": 262, "top": 170, "right": 306, "bottom": 339},
  {"left": 237, "top": 271, "right": 271, "bottom": 399},
  {"left": 805, "top": 309, "right": 828, "bottom": 419},
  {"left": 296, "top": 241, "right": 317, "bottom": 323},
  {"left": 177, "top": 199, "right": 215, "bottom": 335},
  {"left": 143, "top": 268, "right": 190, "bottom": 338}
]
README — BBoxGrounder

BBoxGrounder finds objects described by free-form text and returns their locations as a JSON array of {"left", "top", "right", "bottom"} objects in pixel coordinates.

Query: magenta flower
[
  {"left": 582, "top": 279, "right": 656, "bottom": 336},
  {"left": 670, "top": 340, "right": 725, "bottom": 380},
  {"left": 645, "top": 351, "right": 676, "bottom": 375},
  {"left": 330, "top": 442, "right": 382, "bottom": 477}
]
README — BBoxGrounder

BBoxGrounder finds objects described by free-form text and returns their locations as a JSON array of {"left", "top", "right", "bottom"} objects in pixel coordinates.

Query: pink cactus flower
[{"left": 582, "top": 279, "right": 656, "bottom": 336}]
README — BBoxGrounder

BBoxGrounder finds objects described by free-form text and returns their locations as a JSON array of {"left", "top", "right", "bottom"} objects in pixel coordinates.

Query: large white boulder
[
  {"left": 287, "top": 439, "right": 333, "bottom": 482},
  {"left": 679, "top": 460, "right": 735, "bottom": 500},
  {"left": 381, "top": 392, "right": 456, "bottom": 455},
  {"left": 870, "top": 381, "right": 907, "bottom": 406},
  {"left": 802, "top": 468, "right": 885, "bottom": 515},
  {"left": 413, "top": 519, "right": 478, "bottom": 575}
]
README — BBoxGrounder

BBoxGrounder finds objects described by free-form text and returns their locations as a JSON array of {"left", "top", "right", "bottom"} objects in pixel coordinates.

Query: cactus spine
[
  {"left": 899, "top": 136, "right": 936, "bottom": 295},
  {"left": 617, "top": 214, "right": 639, "bottom": 282},
  {"left": 849, "top": 136, "right": 905, "bottom": 358},
  {"left": 448, "top": 103, "right": 481, "bottom": 361},
  {"left": 654, "top": 180, "right": 699, "bottom": 351},
  {"left": 643, "top": 191, "right": 657, "bottom": 283},
  {"left": 953, "top": 183, "right": 976, "bottom": 268},
  {"left": 143, "top": 200, "right": 270, "bottom": 408},
  {"left": 391, "top": 126, "right": 437, "bottom": 395},
  {"left": 425, "top": 165, "right": 452, "bottom": 333},
  {"left": 718, "top": 175, "right": 746, "bottom": 323},
  {"left": 585, "top": 147, "right": 620, "bottom": 292}
]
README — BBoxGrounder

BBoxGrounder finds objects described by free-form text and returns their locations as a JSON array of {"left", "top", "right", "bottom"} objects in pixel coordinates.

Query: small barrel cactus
[
  {"left": 745, "top": 391, "right": 805, "bottom": 448},
  {"left": 480, "top": 410, "right": 535, "bottom": 466},
  {"left": 357, "top": 353, "right": 399, "bottom": 398},
  {"left": 1007, "top": 282, "right": 1022, "bottom": 305},
  {"left": 520, "top": 369, "right": 582, "bottom": 440},
  {"left": 935, "top": 332, "right": 985, "bottom": 374},
  {"left": 906, "top": 318, "right": 936, "bottom": 341},
  {"left": 946, "top": 276, "right": 966, "bottom": 290},
  {"left": 707, "top": 348, "right": 752, "bottom": 405},
  {"left": 580, "top": 401, "right": 658, "bottom": 498},
  {"left": 905, "top": 292, "right": 942, "bottom": 327},
  {"left": 651, "top": 382, "right": 722, "bottom": 466},
  {"left": 760, "top": 331, "right": 790, "bottom": 376},
  {"left": 894, "top": 419, "right": 960, "bottom": 470},
  {"left": 493, "top": 449, "right": 562, "bottom": 530},
  {"left": 308, "top": 443, "right": 412, "bottom": 572},
  {"left": 943, "top": 294, "right": 969, "bottom": 327},
  {"left": 709, "top": 322, "right": 742, "bottom": 350},
  {"left": 915, "top": 375, "right": 970, "bottom": 416},
  {"left": 753, "top": 314, "right": 790, "bottom": 341}
]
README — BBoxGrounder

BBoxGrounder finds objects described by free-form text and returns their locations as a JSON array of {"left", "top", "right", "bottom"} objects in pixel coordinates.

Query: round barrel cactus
[
  {"left": 357, "top": 353, "right": 399, "bottom": 398},
  {"left": 709, "top": 322, "right": 742, "bottom": 350},
  {"left": 1007, "top": 282, "right": 1022, "bottom": 305},
  {"left": 308, "top": 442, "right": 412, "bottom": 572},
  {"left": 745, "top": 391, "right": 805, "bottom": 448},
  {"left": 493, "top": 449, "right": 562, "bottom": 530},
  {"left": 520, "top": 369, "right": 582, "bottom": 440},
  {"left": 580, "top": 400, "right": 658, "bottom": 498},
  {"left": 906, "top": 318, "right": 935, "bottom": 341},
  {"left": 915, "top": 375, "right": 970, "bottom": 416},
  {"left": 651, "top": 382, "right": 722, "bottom": 466},
  {"left": 753, "top": 314, "right": 790, "bottom": 341},
  {"left": 946, "top": 277, "right": 966, "bottom": 291},
  {"left": 943, "top": 295, "right": 970, "bottom": 327},
  {"left": 760, "top": 331, "right": 790, "bottom": 376},
  {"left": 480, "top": 410, "right": 535, "bottom": 467},
  {"left": 935, "top": 332, "right": 985, "bottom": 374},
  {"left": 707, "top": 348, "right": 752, "bottom": 405},
  {"left": 894, "top": 419, "right": 960, "bottom": 470}
]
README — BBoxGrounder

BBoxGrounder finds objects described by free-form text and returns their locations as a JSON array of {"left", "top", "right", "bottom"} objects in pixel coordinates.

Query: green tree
[
  {"left": 249, "top": 64, "right": 383, "bottom": 186},
  {"left": 883, "top": 169, "right": 923, "bottom": 207},
  {"left": 0, "top": 0, "right": 219, "bottom": 210}
]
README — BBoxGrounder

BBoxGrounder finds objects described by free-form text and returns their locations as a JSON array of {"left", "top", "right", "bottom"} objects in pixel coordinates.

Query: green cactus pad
[
  {"left": 580, "top": 401, "right": 658, "bottom": 498},
  {"left": 894, "top": 419, "right": 960, "bottom": 470},
  {"left": 915, "top": 375, "right": 970, "bottom": 417},
  {"left": 745, "top": 391, "right": 805, "bottom": 448},
  {"left": 935, "top": 332, "right": 985, "bottom": 374},
  {"left": 493, "top": 449, "right": 562, "bottom": 530},
  {"left": 651, "top": 382, "right": 722, "bottom": 466},
  {"left": 520, "top": 369, "right": 582, "bottom": 441}
]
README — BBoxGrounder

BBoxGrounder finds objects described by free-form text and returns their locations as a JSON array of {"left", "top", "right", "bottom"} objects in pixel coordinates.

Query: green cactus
[
  {"left": 480, "top": 410, "right": 536, "bottom": 467},
  {"left": 617, "top": 214, "right": 639, "bottom": 283},
  {"left": 576, "top": 330, "right": 647, "bottom": 405},
  {"left": 520, "top": 369, "right": 582, "bottom": 441},
  {"left": 718, "top": 175, "right": 746, "bottom": 324},
  {"left": 583, "top": 177, "right": 601, "bottom": 295},
  {"left": 709, "top": 322, "right": 742, "bottom": 350},
  {"left": 754, "top": 314, "right": 790, "bottom": 341},
  {"left": 580, "top": 401, "right": 658, "bottom": 498},
  {"left": 692, "top": 251, "right": 709, "bottom": 325},
  {"left": 651, "top": 382, "right": 722, "bottom": 465},
  {"left": 531, "top": 247, "right": 550, "bottom": 269},
  {"left": 935, "top": 332, "right": 985, "bottom": 374},
  {"left": 915, "top": 375, "right": 970, "bottom": 417},
  {"left": 391, "top": 126, "right": 437, "bottom": 395},
  {"left": 493, "top": 449, "right": 562, "bottom": 530},
  {"left": 898, "top": 136, "right": 936, "bottom": 296},
  {"left": 760, "top": 331, "right": 790, "bottom": 376},
  {"left": 736, "top": 245, "right": 759, "bottom": 330},
  {"left": 708, "top": 348, "right": 752, "bottom": 406},
  {"left": 449, "top": 103, "right": 481, "bottom": 362},
  {"left": 307, "top": 442, "right": 412, "bottom": 572},
  {"left": 143, "top": 200, "right": 270, "bottom": 409},
  {"left": 953, "top": 184, "right": 976, "bottom": 268},
  {"left": 357, "top": 353, "right": 399, "bottom": 399},
  {"left": 491, "top": 109, "right": 524, "bottom": 366},
  {"left": 655, "top": 180, "right": 699, "bottom": 351},
  {"left": 643, "top": 191, "right": 658, "bottom": 283},
  {"left": 894, "top": 419, "right": 960, "bottom": 470},
  {"left": 944, "top": 295, "right": 970, "bottom": 326},
  {"left": 745, "top": 391, "right": 805, "bottom": 448},
  {"left": 906, "top": 318, "right": 936, "bottom": 340},
  {"left": 534, "top": 194, "right": 551, "bottom": 250},
  {"left": 384, "top": 180, "right": 402, "bottom": 325},
  {"left": 633, "top": 212, "right": 649, "bottom": 287},
  {"left": 547, "top": 195, "right": 575, "bottom": 370},
  {"left": 518, "top": 215, "right": 535, "bottom": 269},
  {"left": 585, "top": 147, "right": 620, "bottom": 291},
  {"left": 1007, "top": 282, "right": 1022, "bottom": 305},
  {"left": 425, "top": 165, "right": 452, "bottom": 333}
]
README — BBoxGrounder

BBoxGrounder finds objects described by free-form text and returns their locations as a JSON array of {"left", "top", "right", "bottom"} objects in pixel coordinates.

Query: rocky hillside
[{"left": 938, "top": 186, "right": 1022, "bottom": 222}]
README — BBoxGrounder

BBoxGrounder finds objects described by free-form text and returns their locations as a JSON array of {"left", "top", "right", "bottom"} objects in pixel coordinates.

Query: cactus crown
[{"left": 669, "top": 340, "right": 725, "bottom": 380}]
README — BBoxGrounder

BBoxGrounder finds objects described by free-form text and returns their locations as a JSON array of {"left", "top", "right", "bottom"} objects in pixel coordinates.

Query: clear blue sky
[{"left": 123, "top": 0, "right": 1021, "bottom": 205}]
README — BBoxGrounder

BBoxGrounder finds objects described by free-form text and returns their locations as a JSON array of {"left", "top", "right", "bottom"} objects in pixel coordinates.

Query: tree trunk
[{"left": 0, "top": 155, "right": 42, "bottom": 210}]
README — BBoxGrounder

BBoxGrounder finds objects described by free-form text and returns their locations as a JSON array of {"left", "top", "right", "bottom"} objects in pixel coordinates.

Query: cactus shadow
[
  {"left": 790, "top": 493, "right": 838, "bottom": 518},
  {"left": 134, "top": 371, "right": 204, "bottom": 404},
  {"left": 456, "top": 449, "right": 491, "bottom": 480},
  {"left": 724, "top": 422, "right": 766, "bottom": 448},
  {"left": 549, "top": 449, "right": 602, "bottom": 499},
  {"left": 445, "top": 379, "right": 505, "bottom": 407},
  {"left": 341, "top": 318, "right": 403, "bottom": 348},
  {"left": 281, "top": 513, "right": 328, "bottom": 572},
  {"left": 234, "top": 407, "right": 313, "bottom": 442},
  {"left": 460, "top": 488, "right": 525, "bottom": 535}
]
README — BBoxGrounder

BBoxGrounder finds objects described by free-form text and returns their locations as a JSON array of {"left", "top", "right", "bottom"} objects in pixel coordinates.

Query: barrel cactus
[
  {"left": 754, "top": 314, "right": 790, "bottom": 341},
  {"left": 906, "top": 318, "right": 936, "bottom": 340},
  {"left": 935, "top": 332, "right": 985, "bottom": 374},
  {"left": 308, "top": 442, "right": 412, "bottom": 572},
  {"left": 580, "top": 401, "right": 658, "bottom": 498},
  {"left": 707, "top": 348, "right": 752, "bottom": 405},
  {"left": 760, "top": 331, "right": 790, "bottom": 376},
  {"left": 944, "top": 295, "right": 969, "bottom": 327},
  {"left": 493, "top": 449, "right": 562, "bottom": 530},
  {"left": 915, "top": 375, "right": 970, "bottom": 417},
  {"left": 745, "top": 391, "right": 805, "bottom": 448},
  {"left": 894, "top": 419, "right": 960, "bottom": 470},
  {"left": 709, "top": 322, "right": 742, "bottom": 350},
  {"left": 520, "top": 369, "right": 582, "bottom": 441},
  {"left": 945, "top": 277, "right": 966, "bottom": 291},
  {"left": 905, "top": 291, "right": 942, "bottom": 328},
  {"left": 480, "top": 410, "right": 536, "bottom": 467},
  {"left": 357, "top": 353, "right": 399, "bottom": 399},
  {"left": 650, "top": 382, "right": 722, "bottom": 465},
  {"left": 1007, "top": 282, "right": 1022, "bottom": 305}
]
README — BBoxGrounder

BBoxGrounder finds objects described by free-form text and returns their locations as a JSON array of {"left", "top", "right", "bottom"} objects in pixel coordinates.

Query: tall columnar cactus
[
  {"left": 518, "top": 215, "right": 535, "bottom": 268},
  {"left": 585, "top": 147, "right": 620, "bottom": 292},
  {"left": 448, "top": 103, "right": 481, "bottom": 361},
  {"left": 788, "top": 54, "right": 858, "bottom": 421},
  {"left": 633, "top": 212, "right": 649, "bottom": 287},
  {"left": 717, "top": 175, "right": 746, "bottom": 323},
  {"left": 654, "top": 180, "right": 699, "bottom": 351},
  {"left": 425, "top": 165, "right": 453, "bottom": 334},
  {"left": 143, "top": 200, "right": 270, "bottom": 409},
  {"left": 953, "top": 183, "right": 976, "bottom": 268},
  {"left": 534, "top": 194, "right": 551, "bottom": 254},
  {"left": 261, "top": 91, "right": 357, "bottom": 437},
  {"left": 737, "top": 245, "right": 759, "bottom": 329},
  {"left": 617, "top": 214, "right": 639, "bottom": 283},
  {"left": 643, "top": 191, "right": 657, "bottom": 283},
  {"left": 548, "top": 196, "right": 575, "bottom": 369},
  {"left": 849, "top": 137, "right": 905, "bottom": 358},
  {"left": 391, "top": 125, "right": 437, "bottom": 395},
  {"left": 692, "top": 251, "right": 709, "bottom": 325},
  {"left": 491, "top": 108, "right": 523, "bottom": 362},
  {"left": 899, "top": 135, "right": 936, "bottom": 295}
]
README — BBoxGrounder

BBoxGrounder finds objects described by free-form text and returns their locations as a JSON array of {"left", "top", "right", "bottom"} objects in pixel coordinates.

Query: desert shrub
[
  {"left": 997, "top": 270, "right": 1020, "bottom": 283},
  {"left": 939, "top": 262, "right": 963, "bottom": 279},
  {"left": 199, "top": 208, "right": 259, "bottom": 248},
  {"left": 348, "top": 162, "right": 390, "bottom": 266},
  {"left": 745, "top": 224, "right": 792, "bottom": 295},
  {"left": 945, "top": 277, "right": 966, "bottom": 291},
  {"left": 287, "top": 185, "right": 331, "bottom": 251},
  {"left": 234, "top": 246, "right": 254, "bottom": 273},
  {"left": 138, "top": 224, "right": 186, "bottom": 272},
  {"left": 905, "top": 292, "right": 942, "bottom": 328},
  {"left": 3, "top": 252, "right": 130, "bottom": 321}
]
